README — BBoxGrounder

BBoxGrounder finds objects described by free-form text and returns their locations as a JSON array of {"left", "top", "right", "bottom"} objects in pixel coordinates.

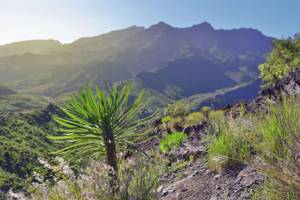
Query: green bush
[
  {"left": 159, "top": 132, "right": 187, "bottom": 153},
  {"left": 259, "top": 38, "right": 300, "bottom": 88},
  {"left": 164, "top": 100, "right": 190, "bottom": 119},
  {"left": 185, "top": 112, "right": 204, "bottom": 126}
]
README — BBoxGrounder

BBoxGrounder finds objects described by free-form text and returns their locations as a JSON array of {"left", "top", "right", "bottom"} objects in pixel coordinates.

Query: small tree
[{"left": 49, "top": 82, "right": 147, "bottom": 195}]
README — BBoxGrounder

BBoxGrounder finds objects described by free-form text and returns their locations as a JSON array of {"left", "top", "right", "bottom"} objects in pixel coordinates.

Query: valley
[
  {"left": 1, "top": 15, "right": 300, "bottom": 200},
  {"left": 0, "top": 22, "right": 272, "bottom": 111}
]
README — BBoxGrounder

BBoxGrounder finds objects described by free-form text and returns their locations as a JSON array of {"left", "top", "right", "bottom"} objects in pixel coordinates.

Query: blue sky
[{"left": 0, "top": 0, "right": 299, "bottom": 44}]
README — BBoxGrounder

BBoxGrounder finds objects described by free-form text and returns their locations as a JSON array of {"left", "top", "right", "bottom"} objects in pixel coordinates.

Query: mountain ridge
[{"left": 0, "top": 21, "right": 273, "bottom": 109}]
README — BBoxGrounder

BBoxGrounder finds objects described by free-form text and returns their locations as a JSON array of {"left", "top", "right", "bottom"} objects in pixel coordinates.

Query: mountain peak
[
  {"left": 191, "top": 21, "right": 214, "bottom": 31},
  {"left": 149, "top": 21, "right": 173, "bottom": 31}
]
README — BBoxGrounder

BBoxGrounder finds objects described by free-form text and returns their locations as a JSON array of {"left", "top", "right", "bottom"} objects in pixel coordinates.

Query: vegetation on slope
[
  {"left": 208, "top": 97, "right": 300, "bottom": 199},
  {"left": 259, "top": 37, "right": 300, "bottom": 87},
  {"left": 0, "top": 94, "right": 48, "bottom": 113},
  {"left": 50, "top": 82, "right": 155, "bottom": 197},
  {"left": 2, "top": 35, "right": 300, "bottom": 199},
  {"left": 208, "top": 36, "right": 300, "bottom": 199},
  {"left": 0, "top": 107, "right": 58, "bottom": 196}
]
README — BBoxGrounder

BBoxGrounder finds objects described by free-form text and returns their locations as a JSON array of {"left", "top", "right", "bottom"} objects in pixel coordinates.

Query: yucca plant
[
  {"left": 49, "top": 82, "right": 150, "bottom": 194},
  {"left": 159, "top": 132, "right": 187, "bottom": 153}
]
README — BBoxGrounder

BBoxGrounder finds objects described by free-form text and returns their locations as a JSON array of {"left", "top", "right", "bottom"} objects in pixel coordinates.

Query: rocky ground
[
  {"left": 146, "top": 123, "right": 263, "bottom": 200},
  {"left": 154, "top": 68, "right": 300, "bottom": 199}
]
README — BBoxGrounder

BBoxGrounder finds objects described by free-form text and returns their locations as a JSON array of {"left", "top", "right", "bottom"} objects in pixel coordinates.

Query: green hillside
[{"left": 0, "top": 105, "right": 59, "bottom": 196}]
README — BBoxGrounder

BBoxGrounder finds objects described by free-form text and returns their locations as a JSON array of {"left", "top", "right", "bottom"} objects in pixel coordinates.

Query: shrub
[
  {"left": 259, "top": 38, "right": 300, "bottom": 88},
  {"left": 159, "top": 132, "right": 187, "bottom": 153},
  {"left": 185, "top": 112, "right": 204, "bottom": 126},
  {"left": 164, "top": 100, "right": 190, "bottom": 119},
  {"left": 30, "top": 157, "right": 160, "bottom": 200}
]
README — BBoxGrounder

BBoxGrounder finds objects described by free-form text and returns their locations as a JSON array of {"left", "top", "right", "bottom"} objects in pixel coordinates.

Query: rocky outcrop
[{"left": 225, "top": 68, "right": 300, "bottom": 117}]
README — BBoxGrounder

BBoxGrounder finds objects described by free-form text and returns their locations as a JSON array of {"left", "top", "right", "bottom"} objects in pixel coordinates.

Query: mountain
[
  {"left": 0, "top": 22, "right": 273, "bottom": 107},
  {"left": 0, "top": 39, "right": 62, "bottom": 58},
  {"left": 0, "top": 85, "right": 16, "bottom": 96},
  {"left": 135, "top": 57, "right": 237, "bottom": 97}
]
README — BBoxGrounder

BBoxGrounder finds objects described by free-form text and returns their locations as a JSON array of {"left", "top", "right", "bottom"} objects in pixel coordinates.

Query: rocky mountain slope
[
  {"left": 0, "top": 22, "right": 272, "bottom": 105},
  {"left": 226, "top": 67, "right": 300, "bottom": 117},
  {"left": 155, "top": 68, "right": 300, "bottom": 199}
]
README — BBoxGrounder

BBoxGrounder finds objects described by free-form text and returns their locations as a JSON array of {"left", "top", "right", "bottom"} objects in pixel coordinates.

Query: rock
[
  {"left": 168, "top": 144, "right": 205, "bottom": 162},
  {"left": 214, "top": 174, "right": 221, "bottom": 181},
  {"left": 183, "top": 126, "right": 193, "bottom": 135},
  {"left": 173, "top": 122, "right": 184, "bottom": 132},
  {"left": 181, "top": 187, "right": 188, "bottom": 192},
  {"left": 192, "top": 170, "right": 200, "bottom": 176}
]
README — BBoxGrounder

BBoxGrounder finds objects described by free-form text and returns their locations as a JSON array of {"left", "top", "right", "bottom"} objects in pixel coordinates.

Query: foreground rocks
[
  {"left": 160, "top": 159, "right": 263, "bottom": 200},
  {"left": 157, "top": 122, "right": 263, "bottom": 200}
]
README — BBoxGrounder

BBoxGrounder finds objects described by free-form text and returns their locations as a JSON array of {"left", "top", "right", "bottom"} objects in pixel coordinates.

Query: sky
[{"left": 0, "top": 0, "right": 300, "bottom": 45}]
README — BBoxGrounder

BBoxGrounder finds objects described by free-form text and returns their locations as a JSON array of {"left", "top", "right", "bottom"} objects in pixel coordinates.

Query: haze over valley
[{"left": 0, "top": 21, "right": 273, "bottom": 111}]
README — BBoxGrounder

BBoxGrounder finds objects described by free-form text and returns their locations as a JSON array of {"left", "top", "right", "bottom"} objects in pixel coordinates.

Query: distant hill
[
  {"left": 0, "top": 39, "right": 62, "bottom": 58},
  {"left": 0, "top": 22, "right": 273, "bottom": 107},
  {"left": 0, "top": 85, "right": 16, "bottom": 96}
]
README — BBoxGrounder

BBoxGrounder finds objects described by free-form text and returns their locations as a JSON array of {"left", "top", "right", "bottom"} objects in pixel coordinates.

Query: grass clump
[
  {"left": 185, "top": 112, "right": 204, "bottom": 125},
  {"left": 208, "top": 97, "right": 300, "bottom": 198},
  {"left": 248, "top": 98, "right": 300, "bottom": 199},
  {"left": 159, "top": 132, "right": 187, "bottom": 153},
  {"left": 209, "top": 110, "right": 225, "bottom": 133},
  {"left": 208, "top": 120, "right": 251, "bottom": 173}
]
